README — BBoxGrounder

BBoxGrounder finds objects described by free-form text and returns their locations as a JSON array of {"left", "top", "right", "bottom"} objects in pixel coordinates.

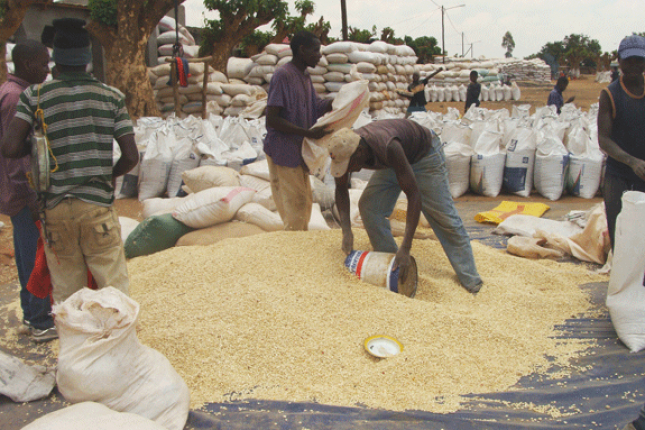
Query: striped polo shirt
[{"left": 15, "top": 72, "right": 133, "bottom": 208}]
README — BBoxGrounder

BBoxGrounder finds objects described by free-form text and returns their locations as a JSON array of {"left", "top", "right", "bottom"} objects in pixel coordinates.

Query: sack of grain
[
  {"left": 322, "top": 41, "right": 357, "bottom": 55},
  {"left": 124, "top": 213, "right": 194, "bottom": 258},
  {"left": 54, "top": 288, "right": 190, "bottom": 430},
  {"left": 181, "top": 165, "right": 240, "bottom": 193},
  {"left": 234, "top": 202, "right": 283, "bottom": 231},
  {"left": 607, "top": 191, "right": 645, "bottom": 352},
  {"left": 503, "top": 127, "right": 537, "bottom": 197},
  {"left": 142, "top": 196, "right": 185, "bottom": 218},
  {"left": 534, "top": 130, "right": 568, "bottom": 201},
  {"left": 303, "top": 78, "right": 371, "bottom": 177},
  {"left": 470, "top": 129, "right": 506, "bottom": 197},
  {"left": 326, "top": 53, "right": 349, "bottom": 64},
  {"left": 239, "top": 159, "right": 270, "bottom": 181},
  {"left": 21, "top": 402, "right": 168, "bottom": 430},
  {"left": 167, "top": 139, "right": 200, "bottom": 198},
  {"left": 227, "top": 57, "right": 254, "bottom": 80},
  {"left": 444, "top": 142, "right": 474, "bottom": 199},
  {"left": 138, "top": 130, "right": 174, "bottom": 201},
  {"left": 172, "top": 186, "right": 256, "bottom": 229},
  {"left": 265, "top": 43, "right": 291, "bottom": 57}
]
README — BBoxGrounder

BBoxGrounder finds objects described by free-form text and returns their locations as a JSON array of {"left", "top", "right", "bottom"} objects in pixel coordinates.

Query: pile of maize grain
[{"left": 127, "top": 229, "right": 607, "bottom": 413}]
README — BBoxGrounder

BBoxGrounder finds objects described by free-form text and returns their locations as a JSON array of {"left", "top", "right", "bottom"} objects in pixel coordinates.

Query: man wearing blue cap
[
  {"left": 598, "top": 35, "right": 645, "bottom": 249},
  {"left": 1, "top": 18, "right": 139, "bottom": 305}
]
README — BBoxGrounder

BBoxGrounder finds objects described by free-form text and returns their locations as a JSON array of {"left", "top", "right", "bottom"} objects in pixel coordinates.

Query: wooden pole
[{"left": 165, "top": 56, "right": 214, "bottom": 119}]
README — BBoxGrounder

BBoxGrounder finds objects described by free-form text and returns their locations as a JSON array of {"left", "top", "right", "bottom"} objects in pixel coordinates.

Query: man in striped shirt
[{"left": 0, "top": 18, "right": 139, "bottom": 303}]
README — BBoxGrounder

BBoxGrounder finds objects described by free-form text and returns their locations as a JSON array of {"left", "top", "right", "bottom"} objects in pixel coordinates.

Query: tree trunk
[
  {"left": 104, "top": 39, "right": 159, "bottom": 119},
  {"left": 86, "top": 0, "right": 182, "bottom": 119}
]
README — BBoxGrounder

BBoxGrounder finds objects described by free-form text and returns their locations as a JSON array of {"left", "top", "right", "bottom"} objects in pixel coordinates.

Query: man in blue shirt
[{"left": 547, "top": 76, "right": 575, "bottom": 114}]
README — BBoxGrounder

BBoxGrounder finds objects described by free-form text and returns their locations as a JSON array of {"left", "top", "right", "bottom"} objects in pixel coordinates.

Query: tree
[
  {"left": 0, "top": 1, "right": 53, "bottom": 84},
  {"left": 270, "top": 0, "right": 314, "bottom": 45},
  {"left": 199, "top": 0, "right": 289, "bottom": 74},
  {"left": 405, "top": 35, "right": 441, "bottom": 64},
  {"left": 306, "top": 16, "right": 332, "bottom": 45},
  {"left": 347, "top": 25, "right": 376, "bottom": 43},
  {"left": 501, "top": 31, "right": 515, "bottom": 58},
  {"left": 86, "top": 0, "right": 185, "bottom": 119},
  {"left": 561, "top": 34, "right": 601, "bottom": 76}
]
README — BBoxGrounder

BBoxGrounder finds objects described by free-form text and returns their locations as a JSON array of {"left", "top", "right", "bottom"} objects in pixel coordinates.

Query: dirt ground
[{"left": 0, "top": 76, "right": 607, "bottom": 286}]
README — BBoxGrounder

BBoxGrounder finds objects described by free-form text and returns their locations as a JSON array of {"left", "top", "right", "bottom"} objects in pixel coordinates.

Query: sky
[{"left": 181, "top": 0, "right": 644, "bottom": 60}]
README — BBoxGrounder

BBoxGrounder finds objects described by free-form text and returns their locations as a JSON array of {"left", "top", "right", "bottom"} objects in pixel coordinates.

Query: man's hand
[
  {"left": 393, "top": 247, "right": 412, "bottom": 284},
  {"left": 630, "top": 158, "right": 645, "bottom": 181},
  {"left": 342, "top": 229, "right": 354, "bottom": 255},
  {"left": 307, "top": 125, "right": 330, "bottom": 140}
]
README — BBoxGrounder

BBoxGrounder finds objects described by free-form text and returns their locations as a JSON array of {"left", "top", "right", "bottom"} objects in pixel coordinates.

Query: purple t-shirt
[
  {"left": 0, "top": 75, "right": 36, "bottom": 217},
  {"left": 263, "top": 62, "right": 331, "bottom": 167}
]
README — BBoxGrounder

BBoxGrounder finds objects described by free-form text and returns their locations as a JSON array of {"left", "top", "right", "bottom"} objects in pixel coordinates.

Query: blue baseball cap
[{"left": 618, "top": 35, "right": 645, "bottom": 60}]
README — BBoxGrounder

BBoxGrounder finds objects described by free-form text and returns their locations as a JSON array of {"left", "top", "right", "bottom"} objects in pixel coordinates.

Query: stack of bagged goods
[
  {"left": 150, "top": 15, "right": 251, "bottom": 118},
  {"left": 123, "top": 159, "right": 333, "bottom": 257},
  {"left": 240, "top": 41, "right": 419, "bottom": 116}
]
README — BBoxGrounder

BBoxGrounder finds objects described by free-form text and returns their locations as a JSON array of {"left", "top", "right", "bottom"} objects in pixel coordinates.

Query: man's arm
[
  {"left": 1, "top": 117, "right": 31, "bottom": 158},
  {"left": 386, "top": 139, "right": 422, "bottom": 270},
  {"left": 421, "top": 67, "right": 443, "bottom": 85},
  {"left": 266, "top": 106, "right": 328, "bottom": 139},
  {"left": 113, "top": 133, "right": 139, "bottom": 178},
  {"left": 334, "top": 173, "right": 354, "bottom": 255},
  {"left": 598, "top": 90, "right": 645, "bottom": 181}
]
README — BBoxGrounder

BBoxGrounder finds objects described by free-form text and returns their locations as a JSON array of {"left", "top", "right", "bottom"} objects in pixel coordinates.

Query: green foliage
[
  {"left": 201, "top": 0, "right": 289, "bottom": 56},
  {"left": 88, "top": 0, "right": 118, "bottom": 28},
  {"left": 240, "top": 30, "right": 273, "bottom": 57},
  {"left": 502, "top": 31, "right": 515, "bottom": 58},
  {"left": 347, "top": 25, "right": 376, "bottom": 43},
  {"left": 405, "top": 35, "right": 441, "bottom": 63}
]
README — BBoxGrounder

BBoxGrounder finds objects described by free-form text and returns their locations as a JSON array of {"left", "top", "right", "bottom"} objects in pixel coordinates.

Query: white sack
[
  {"left": 503, "top": 127, "right": 537, "bottom": 197},
  {"left": 172, "top": 186, "right": 256, "bottom": 229},
  {"left": 534, "top": 131, "right": 569, "bottom": 201},
  {"left": 141, "top": 196, "right": 186, "bottom": 219},
  {"left": 167, "top": 138, "right": 200, "bottom": 198},
  {"left": 54, "top": 288, "right": 190, "bottom": 430},
  {"left": 118, "top": 217, "right": 140, "bottom": 244},
  {"left": 303, "top": 77, "right": 370, "bottom": 177},
  {"left": 138, "top": 130, "right": 174, "bottom": 201},
  {"left": 181, "top": 165, "right": 241, "bottom": 192},
  {"left": 606, "top": 191, "right": 645, "bottom": 352},
  {"left": 21, "top": 402, "right": 168, "bottom": 430},
  {"left": 470, "top": 153, "right": 506, "bottom": 197},
  {"left": 0, "top": 350, "right": 55, "bottom": 403}
]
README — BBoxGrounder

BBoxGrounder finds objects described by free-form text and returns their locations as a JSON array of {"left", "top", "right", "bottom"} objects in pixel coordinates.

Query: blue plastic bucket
[{"left": 344, "top": 250, "right": 417, "bottom": 298}]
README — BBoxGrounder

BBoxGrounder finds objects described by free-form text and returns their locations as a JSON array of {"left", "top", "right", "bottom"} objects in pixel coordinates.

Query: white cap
[{"left": 327, "top": 128, "right": 361, "bottom": 177}]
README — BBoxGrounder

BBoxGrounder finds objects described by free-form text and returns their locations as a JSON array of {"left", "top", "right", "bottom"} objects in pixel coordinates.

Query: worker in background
[
  {"left": 264, "top": 30, "right": 332, "bottom": 230},
  {"left": 611, "top": 65, "right": 620, "bottom": 83},
  {"left": 547, "top": 76, "right": 575, "bottom": 114},
  {"left": 0, "top": 40, "right": 55, "bottom": 342},
  {"left": 1, "top": 18, "right": 139, "bottom": 307},
  {"left": 597, "top": 35, "right": 645, "bottom": 249},
  {"left": 398, "top": 68, "right": 443, "bottom": 118},
  {"left": 464, "top": 70, "right": 481, "bottom": 114},
  {"left": 328, "top": 120, "right": 483, "bottom": 294}
]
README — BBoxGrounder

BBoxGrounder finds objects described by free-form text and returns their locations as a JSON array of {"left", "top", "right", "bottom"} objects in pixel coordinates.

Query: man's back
[{"left": 15, "top": 72, "right": 133, "bottom": 209}]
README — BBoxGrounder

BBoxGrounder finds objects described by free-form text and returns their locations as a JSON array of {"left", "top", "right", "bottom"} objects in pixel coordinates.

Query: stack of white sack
[
  {"left": 117, "top": 115, "right": 265, "bottom": 201},
  {"left": 138, "top": 161, "right": 331, "bottom": 234},
  {"left": 240, "top": 40, "right": 417, "bottom": 116}
]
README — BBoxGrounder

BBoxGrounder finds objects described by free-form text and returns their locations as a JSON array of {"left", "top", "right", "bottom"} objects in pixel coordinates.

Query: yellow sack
[{"left": 475, "top": 201, "right": 550, "bottom": 225}]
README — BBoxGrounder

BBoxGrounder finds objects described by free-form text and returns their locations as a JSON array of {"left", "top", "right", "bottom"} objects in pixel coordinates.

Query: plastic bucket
[{"left": 344, "top": 250, "right": 417, "bottom": 298}]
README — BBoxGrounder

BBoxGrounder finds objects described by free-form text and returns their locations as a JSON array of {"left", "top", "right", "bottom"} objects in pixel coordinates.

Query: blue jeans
[
  {"left": 11, "top": 206, "right": 53, "bottom": 330},
  {"left": 358, "top": 144, "right": 482, "bottom": 290},
  {"left": 633, "top": 402, "right": 645, "bottom": 430}
]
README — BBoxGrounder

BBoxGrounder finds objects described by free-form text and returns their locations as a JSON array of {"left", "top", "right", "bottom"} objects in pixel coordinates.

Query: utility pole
[
  {"left": 462, "top": 32, "right": 464, "bottom": 57},
  {"left": 340, "top": 0, "right": 348, "bottom": 41},
  {"left": 440, "top": 4, "right": 465, "bottom": 63}
]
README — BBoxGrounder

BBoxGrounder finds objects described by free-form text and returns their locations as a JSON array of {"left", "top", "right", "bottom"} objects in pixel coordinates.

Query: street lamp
[{"left": 441, "top": 3, "right": 465, "bottom": 63}]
